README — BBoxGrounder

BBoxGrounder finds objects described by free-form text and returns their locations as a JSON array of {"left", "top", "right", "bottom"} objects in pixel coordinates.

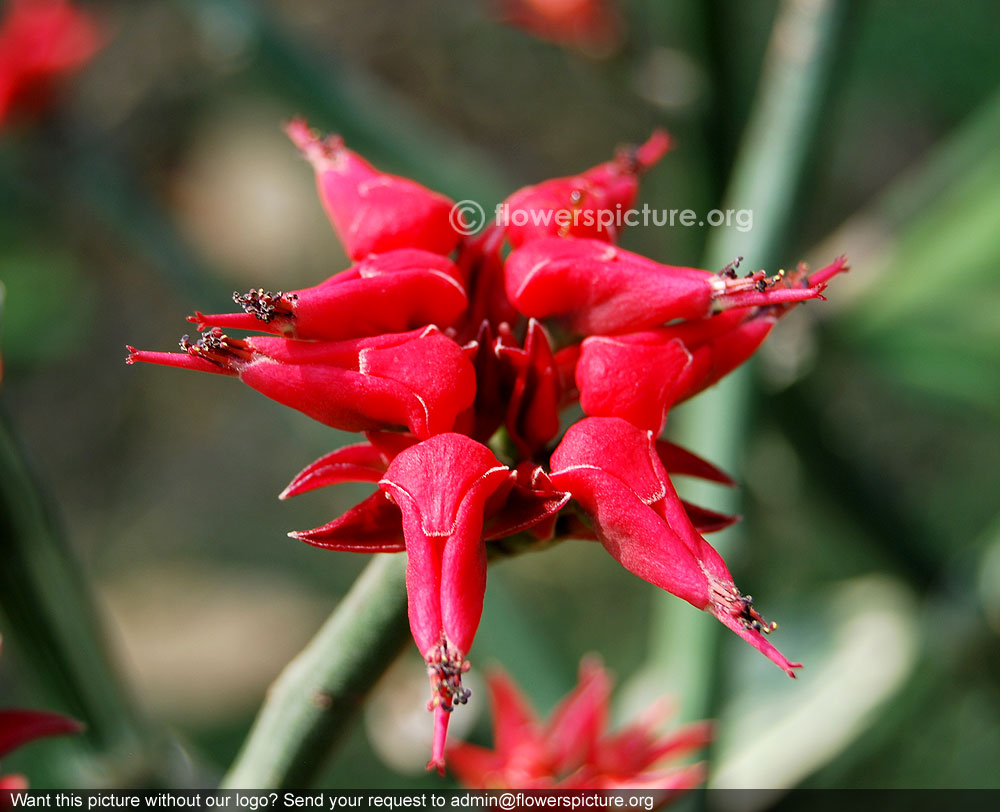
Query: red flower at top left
[{"left": 0, "top": 0, "right": 102, "bottom": 129}]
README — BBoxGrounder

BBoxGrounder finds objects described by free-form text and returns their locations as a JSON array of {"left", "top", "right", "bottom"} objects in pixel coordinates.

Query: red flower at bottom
[
  {"left": 549, "top": 417, "right": 801, "bottom": 677},
  {"left": 0, "top": 640, "right": 82, "bottom": 795},
  {"left": 449, "top": 658, "right": 710, "bottom": 791}
]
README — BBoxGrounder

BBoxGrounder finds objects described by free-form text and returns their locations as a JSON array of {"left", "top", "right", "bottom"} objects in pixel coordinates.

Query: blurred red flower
[
  {"left": 0, "top": 0, "right": 102, "bottom": 128},
  {"left": 449, "top": 658, "right": 710, "bottom": 791},
  {"left": 494, "top": 0, "right": 625, "bottom": 56}
]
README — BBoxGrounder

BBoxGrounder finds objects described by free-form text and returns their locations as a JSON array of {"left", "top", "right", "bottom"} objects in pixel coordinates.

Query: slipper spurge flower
[
  {"left": 448, "top": 657, "right": 710, "bottom": 792},
  {"left": 0, "top": 0, "right": 102, "bottom": 129},
  {"left": 129, "top": 119, "right": 845, "bottom": 767}
]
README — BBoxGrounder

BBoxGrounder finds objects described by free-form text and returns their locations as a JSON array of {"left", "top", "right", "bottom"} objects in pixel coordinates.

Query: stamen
[
  {"left": 425, "top": 637, "right": 471, "bottom": 713},
  {"left": 234, "top": 288, "right": 297, "bottom": 324},
  {"left": 708, "top": 579, "right": 779, "bottom": 635},
  {"left": 719, "top": 256, "right": 743, "bottom": 279},
  {"left": 180, "top": 328, "right": 254, "bottom": 369},
  {"left": 710, "top": 268, "right": 773, "bottom": 297}
]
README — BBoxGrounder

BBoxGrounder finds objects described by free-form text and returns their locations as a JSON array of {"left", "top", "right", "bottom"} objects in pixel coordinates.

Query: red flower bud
[
  {"left": 378, "top": 434, "right": 510, "bottom": 772},
  {"left": 505, "top": 237, "right": 829, "bottom": 336},
  {"left": 575, "top": 257, "right": 850, "bottom": 429},
  {"left": 286, "top": 119, "right": 460, "bottom": 260},
  {"left": 126, "top": 326, "right": 475, "bottom": 439},
  {"left": 502, "top": 131, "right": 670, "bottom": 247},
  {"left": 496, "top": 319, "right": 563, "bottom": 458},
  {"left": 549, "top": 417, "right": 801, "bottom": 677},
  {"left": 191, "top": 249, "right": 467, "bottom": 341}
]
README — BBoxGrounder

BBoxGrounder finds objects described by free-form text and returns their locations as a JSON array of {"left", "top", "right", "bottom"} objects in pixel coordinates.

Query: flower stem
[
  {"left": 221, "top": 554, "right": 411, "bottom": 789},
  {"left": 647, "top": 0, "right": 851, "bottom": 724}
]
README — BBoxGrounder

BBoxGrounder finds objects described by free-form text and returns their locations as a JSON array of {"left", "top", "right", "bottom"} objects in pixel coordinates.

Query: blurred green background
[{"left": 1, "top": 0, "right": 999, "bottom": 797}]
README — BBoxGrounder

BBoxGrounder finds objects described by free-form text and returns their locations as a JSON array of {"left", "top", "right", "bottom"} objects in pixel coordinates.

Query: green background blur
[{"left": 1, "top": 0, "right": 999, "bottom": 797}]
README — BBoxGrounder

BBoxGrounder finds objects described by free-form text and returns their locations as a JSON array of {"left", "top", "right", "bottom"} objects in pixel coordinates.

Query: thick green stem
[
  {"left": 647, "top": 0, "right": 850, "bottom": 725},
  {"left": 221, "top": 554, "right": 411, "bottom": 789}
]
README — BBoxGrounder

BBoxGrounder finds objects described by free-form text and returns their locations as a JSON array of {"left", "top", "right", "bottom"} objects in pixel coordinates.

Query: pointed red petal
[
  {"left": 445, "top": 742, "right": 507, "bottom": 789},
  {"left": 807, "top": 255, "right": 850, "bottom": 286},
  {"left": 279, "top": 442, "right": 389, "bottom": 499},
  {"left": 681, "top": 500, "right": 741, "bottom": 534},
  {"left": 289, "top": 492, "right": 404, "bottom": 553},
  {"left": 0, "top": 710, "right": 83, "bottom": 759},
  {"left": 186, "top": 311, "right": 264, "bottom": 333},
  {"left": 712, "top": 605, "right": 803, "bottom": 677},
  {"left": 486, "top": 669, "right": 540, "bottom": 758},
  {"left": 428, "top": 706, "right": 451, "bottom": 775},
  {"left": 655, "top": 440, "right": 736, "bottom": 486},
  {"left": 483, "top": 464, "right": 570, "bottom": 541},
  {"left": 125, "top": 347, "right": 231, "bottom": 374},
  {"left": 545, "top": 657, "right": 612, "bottom": 774}
]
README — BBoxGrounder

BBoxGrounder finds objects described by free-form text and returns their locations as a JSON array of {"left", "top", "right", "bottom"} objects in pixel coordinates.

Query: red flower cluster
[
  {"left": 449, "top": 658, "right": 710, "bottom": 791},
  {"left": 0, "top": 640, "right": 82, "bottom": 792},
  {"left": 129, "top": 118, "right": 846, "bottom": 771},
  {"left": 0, "top": 0, "right": 101, "bottom": 129}
]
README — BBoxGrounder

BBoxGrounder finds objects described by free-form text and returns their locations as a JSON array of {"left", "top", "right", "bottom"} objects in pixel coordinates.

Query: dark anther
[{"left": 234, "top": 288, "right": 296, "bottom": 323}]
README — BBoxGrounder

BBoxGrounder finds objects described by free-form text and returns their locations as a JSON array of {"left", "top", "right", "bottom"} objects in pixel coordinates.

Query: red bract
[
  {"left": 575, "top": 255, "right": 850, "bottom": 431},
  {"left": 130, "top": 124, "right": 845, "bottom": 771},
  {"left": 191, "top": 249, "right": 467, "bottom": 341},
  {"left": 549, "top": 417, "right": 801, "bottom": 676},
  {"left": 0, "top": 0, "right": 101, "bottom": 128},
  {"left": 0, "top": 641, "right": 82, "bottom": 792},
  {"left": 126, "top": 326, "right": 474, "bottom": 439},
  {"left": 495, "top": 319, "right": 564, "bottom": 458},
  {"left": 502, "top": 130, "right": 670, "bottom": 247},
  {"left": 505, "top": 237, "right": 830, "bottom": 336},
  {"left": 285, "top": 118, "right": 460, "bottom": 260},
  {"left": 378, "top": 434, "right": 510, "bottom": 773},
  {"left": 449, "top": 658, "right": 710, "bottom": 792},
  {"left": 281, "top": 434, "right": 569, "bottom": 771}
]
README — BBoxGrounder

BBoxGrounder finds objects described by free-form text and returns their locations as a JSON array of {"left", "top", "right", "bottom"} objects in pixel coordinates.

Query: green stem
[
  {"left": 0, "top": 405, "right": 172, "bottom": 784},
  {"left": 646, "top": 0, "right": 850, "bottom": 725},
  {"left": 221, "top": 554, "right": 411, "bottom": 789}
]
